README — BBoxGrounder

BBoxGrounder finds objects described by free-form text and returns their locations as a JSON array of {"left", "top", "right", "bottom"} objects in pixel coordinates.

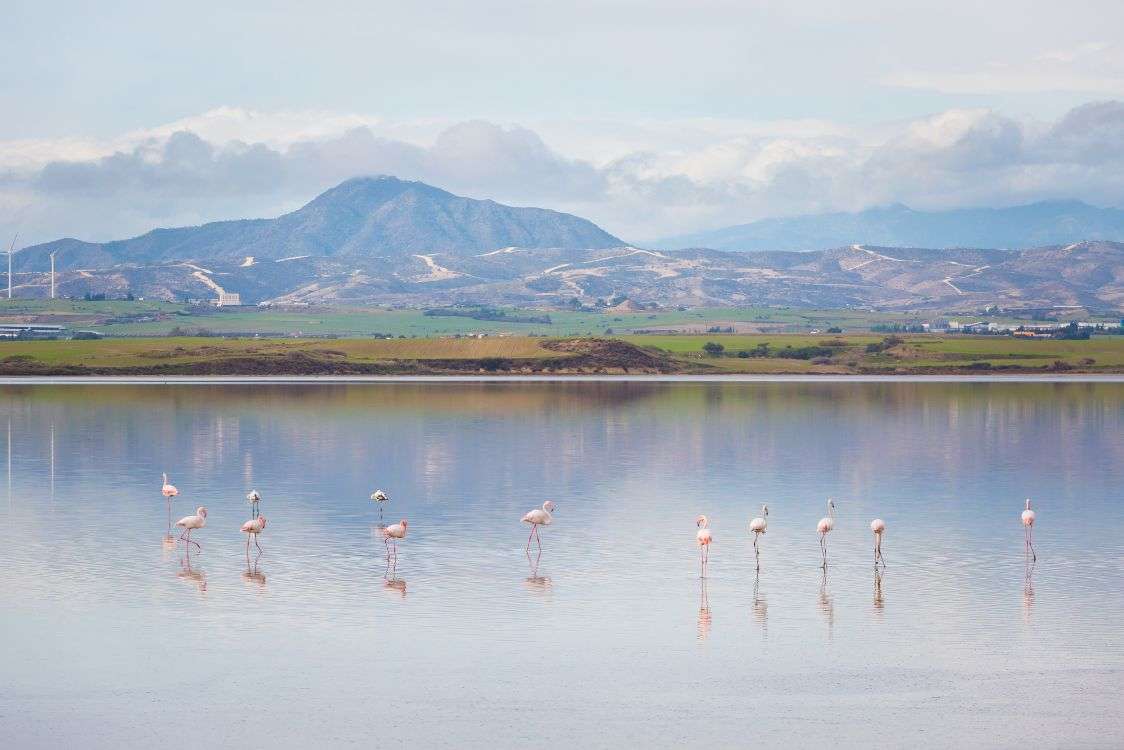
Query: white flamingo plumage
[
  {"left": 161, "top": 473, "right": 179, "bottom": 498},
  {"left": 241, "top": 516, "right": 267, "bottom": 555},
  {"left": 696, "top": 515, "right": 712, "bottom": 577},
  {"left": 175, "top": 506, "right": 208, "bottom": 551},
  {"left": 1022, "top": 498, "right": 1037, "bottom": 562},
  {"left": 870, "top": 518, "right": 886, "bottom": 567},
  {"left": 749, "top": 504, "right": 768, "bottom": 570},
  {"left": 522, "top": 501, "right": 555, "bottom": 554},
  {"left": 382, "top": 519, "right": 408, "bottom": 574},
  {"left": 371, "top": 489, "right": 390, "bottom": 522},
  {"left": 246, "top": 489, "right": 262, "bottom": 519},
  {"left": 817, "top": 498, "right": 836, "bottom": 569}
]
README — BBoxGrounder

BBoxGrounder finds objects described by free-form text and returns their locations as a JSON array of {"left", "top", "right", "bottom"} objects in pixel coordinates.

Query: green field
[{"left": 8, "top": 299, "right": 1107, "bottom": 338}]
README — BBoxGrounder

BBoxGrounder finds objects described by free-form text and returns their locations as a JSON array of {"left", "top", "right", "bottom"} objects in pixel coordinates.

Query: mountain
[
  {"left": 654, "top": 201, "right": 1124, "bottom": 252},
  {"left": 16, "top": 176, "right": 623, "bottom": 271}
]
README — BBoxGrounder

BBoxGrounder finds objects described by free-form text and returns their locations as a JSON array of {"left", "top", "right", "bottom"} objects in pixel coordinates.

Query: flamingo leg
[
  {"left": 820, "top": 534, "right": 827, "bottom": 569},
  {"left": 255, "top": 534, "right": 263, "bottom": 554},
  {"left": 180, "top": 527, "right": 201, "bottom": 550},
  {"left": 535, "top": 525, "right": 543, "bottom": 553},
  {"left": 1027, "top": 527, "right": 1036, "bottom": 562},
  {"left": 526, "top": 524, "right": 536, "bottom": 553},
  {"left": 754, "top": 533, "right": 760, "bottom": 570}
]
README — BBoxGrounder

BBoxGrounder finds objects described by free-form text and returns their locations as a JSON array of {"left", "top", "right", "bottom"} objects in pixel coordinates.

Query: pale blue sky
[{"left": 3, "top": 0, "right": 1124, "bottom": 242}]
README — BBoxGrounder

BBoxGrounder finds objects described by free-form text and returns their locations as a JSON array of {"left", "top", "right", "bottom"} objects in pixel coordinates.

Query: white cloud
[
  {"left": 885, "top": 42, "right": 1124, "bottom": 95},
  {"left": 2, "top": 101, "right": 1124, "bottom": 246}
]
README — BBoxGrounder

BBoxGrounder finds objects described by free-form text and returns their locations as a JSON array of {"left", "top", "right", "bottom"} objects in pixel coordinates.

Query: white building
[{"left": 215, "top": 292, "right": 242, "bottom": 307}]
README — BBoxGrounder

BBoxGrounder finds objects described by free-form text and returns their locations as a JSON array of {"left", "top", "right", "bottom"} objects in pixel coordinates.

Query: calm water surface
[{"left": 2, "top": 382, "right": 1123, "bottom": 748}]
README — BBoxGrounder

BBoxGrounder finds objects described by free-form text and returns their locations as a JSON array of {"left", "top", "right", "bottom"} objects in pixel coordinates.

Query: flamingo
[
  {"left": 241, "top": 516, "right": 267, "bottom": 556},
  {"left": 749, "top": 504, "right": 768, "bottom": 570},
  {"left": 522, "top": 501, "right": 555, "bottom": 554},
  {"left": 696, "top": 515, "right": 712, "bottom": 577},
  {"left": 371, "top": 489, "right": 390, "bottom": 523},
  {"left": 871, "top": 518, "right": 886, "bottom": 567},
  {"left": 1022, "top": 498, "right": 1037, "bottom": 562},
  {"left": 246, "top": 489, "right": 262, "bottom": 519},
  {"left": 817, "top": 498, "right": 836, "bottom": 569},
  {"left": 175, "top": 506, "right": 208, "bottom": 551},
  {"left": 161, "top": 473, "right": 179, "bottom": 538},
  {"left": 383, "top": 519, "right": 408, "bottom": 574}
]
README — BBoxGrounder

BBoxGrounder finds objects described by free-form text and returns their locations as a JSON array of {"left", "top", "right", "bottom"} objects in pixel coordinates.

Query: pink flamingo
[
  {"left": 870, "top": 518, "right": 886, "bottom": 567},
  {"left": 1021, "top": 498, "right": 1036, "bottom": 562},
  {"left": 522, "top": 501, "right": 555, "bottom": 554},
  {"left": 817, "top": 498, "right": 836, "bottom": 569},
  {"left": 696, "top": 515, "right": 712, "bottom": 577},
  {"left": 749, "top": 504, "right": 768, "bottom": 570},
  {"left": 241, "top": 516, "right": 267, "bottom": 556},
  {"left": 175, "top": 506, "right": 208, "bottom": 551},
  {"left": 161, "top": 472, "right": 179, "bottom": 537},
  {"left": 383, "top": 519, "right": 408, "bottom": 574}
]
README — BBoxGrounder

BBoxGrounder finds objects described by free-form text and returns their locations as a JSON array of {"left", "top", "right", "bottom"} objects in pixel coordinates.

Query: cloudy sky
[{"left": 3, "top": 0, "right": 1124, "bottom": 245}]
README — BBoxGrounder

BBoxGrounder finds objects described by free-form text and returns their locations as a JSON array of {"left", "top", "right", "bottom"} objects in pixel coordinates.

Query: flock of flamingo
[
  {"left": 161, "top": 472, "right": 1041, "bottom": 580},
  {"left": 698, "top": 497, "right": 1038, "bottom": 576}
]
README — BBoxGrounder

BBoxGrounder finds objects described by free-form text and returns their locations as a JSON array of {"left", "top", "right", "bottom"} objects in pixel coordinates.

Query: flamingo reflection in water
[
  {"left": 384, "top": 578, "right": 407, "bottom": 598},
  {"left": 818, "top": 568, "right": 835, "bottom": 639},
  {"left": 525, "top": 548, "right": 553, "bottom": 594},
  {"left": 242, "top": 558, "right": 266, "bottom": 590},
  {"left": 177, "top": 551, "right": 207, "bottom": 593},
  {"left": 752, "top": 570, "right": 768, "bottom": 636},
  {"left": 873, "top": 567, "right": 885, "bottom": 616},
  {"left": 697, "top": 576, "right": 712, "bottom": 641}
]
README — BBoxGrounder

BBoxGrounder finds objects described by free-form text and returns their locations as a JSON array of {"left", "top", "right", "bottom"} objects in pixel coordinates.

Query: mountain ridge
[{"left": 654, "top": 200, "right": 1124, "bottom": 252}]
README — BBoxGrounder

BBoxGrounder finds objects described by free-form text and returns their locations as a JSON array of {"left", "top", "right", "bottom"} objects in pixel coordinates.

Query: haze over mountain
[
  {"left": 16, "top": 176, "right": 622, "bottom": 271},
  {"left": 655, "top": 201, "right": 1124, "bottom": 253}
]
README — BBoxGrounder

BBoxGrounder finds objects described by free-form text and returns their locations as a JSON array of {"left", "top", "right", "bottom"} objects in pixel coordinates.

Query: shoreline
[{"left": 4, "top": 373, "right": 1124, "bottom": 384}]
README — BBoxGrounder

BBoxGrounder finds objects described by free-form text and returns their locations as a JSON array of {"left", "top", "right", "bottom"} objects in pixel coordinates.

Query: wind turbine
[{"left": 6, "top": 233, "right": 17, "bottom": 300}]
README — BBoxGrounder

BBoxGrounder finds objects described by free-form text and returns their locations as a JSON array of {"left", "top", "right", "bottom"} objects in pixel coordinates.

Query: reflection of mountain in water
[{"left": 6, "top": 382, "right": 1122, "bottom": 534}]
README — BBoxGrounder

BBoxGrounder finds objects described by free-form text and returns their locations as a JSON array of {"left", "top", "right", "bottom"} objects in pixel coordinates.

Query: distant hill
[
  {"left": 654, "top": 201, "right": 1124, "bottom": 252},
  {"left": 7, "top": 238, "right": 1123, "bottom": 312},
  {"left": 16, "top": 176, "right": 623, "bottom": 271}
]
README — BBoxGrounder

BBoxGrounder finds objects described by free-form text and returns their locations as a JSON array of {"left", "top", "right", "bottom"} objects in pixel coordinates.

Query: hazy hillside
[
  {"left": 655, "top": 201, "right": 1124, "bottom": 252},
  {"left": 16, "top": 176, "right": 623, "bottom": 271}
]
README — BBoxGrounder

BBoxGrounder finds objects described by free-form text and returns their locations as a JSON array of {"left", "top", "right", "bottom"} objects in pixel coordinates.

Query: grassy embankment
[
  {"left": 624, "top": 334, "right": 1124, "bottom": 374},
  {"left": 0, "top": 334, "right": 1122, "bottom": 375}
]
